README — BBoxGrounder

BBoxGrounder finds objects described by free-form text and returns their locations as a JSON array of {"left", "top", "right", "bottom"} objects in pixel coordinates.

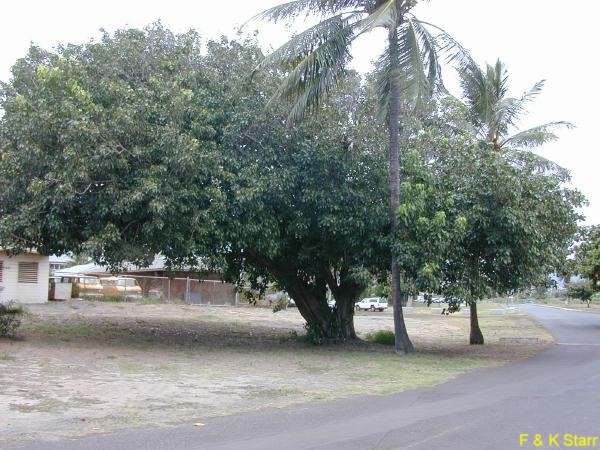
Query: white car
[{"left": 355, "top": 297, "right": 388, "bottom": 312}]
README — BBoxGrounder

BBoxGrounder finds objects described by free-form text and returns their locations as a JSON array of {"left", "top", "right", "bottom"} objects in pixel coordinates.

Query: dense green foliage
[
  {"left": 394, "top": 97, "right": 584, "bottom": 343},
  {"left": 0, "top": 22, "right": 586, "bottom": 347},
  {"left": 574, "top": 225, "right": 600, "bottom": 290},
  {"left": 0, "top": 25, "right": 391, "bottom": 341},
  {"left": 253, "top": 0, "right": 462, "bottom": 353},
  {"left": 0, "top": 25, "right": 223, "bottom": 269}
]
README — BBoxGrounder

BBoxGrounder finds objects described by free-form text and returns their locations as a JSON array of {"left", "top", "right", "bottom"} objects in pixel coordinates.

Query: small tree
[
  {"left": 574, "top": 225, "right": 600, "bottom": 291},
  {"left": 455, "top": 59, "right": 577, "bottom": 343},
  {"left": 567, "top": 281, "right": 594, "bottom": 308},
  {"left": 393, "top": 100, "right": 584, "bottom": 344}
]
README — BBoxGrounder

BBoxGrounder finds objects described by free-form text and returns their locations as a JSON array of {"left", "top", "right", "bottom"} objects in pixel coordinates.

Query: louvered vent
[{"left": 18, "top": 262, "right": 38, "bottom": 283}]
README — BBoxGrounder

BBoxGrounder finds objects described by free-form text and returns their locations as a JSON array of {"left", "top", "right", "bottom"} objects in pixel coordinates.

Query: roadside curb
[{"left": 531, "top": 303, "right": 583, "bottom": 312}]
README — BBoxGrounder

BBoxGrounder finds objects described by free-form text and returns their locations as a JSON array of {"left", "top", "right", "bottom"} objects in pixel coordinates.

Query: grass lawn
[{"left": 0, "top": 300, "right": 552, "bottom": 444}]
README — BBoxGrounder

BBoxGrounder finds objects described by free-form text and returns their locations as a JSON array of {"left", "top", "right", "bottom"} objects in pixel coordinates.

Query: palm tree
[
  {"left": 457, "top": 58, "right": 572, "bottom": 345},
  {"left": 252, "top": 0, "right": 459, "bottom": 353},
  {"left": 459, "top": 58, "right": 572, "bottom": 153}
]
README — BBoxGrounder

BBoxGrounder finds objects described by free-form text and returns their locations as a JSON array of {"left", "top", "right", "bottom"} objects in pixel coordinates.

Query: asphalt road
[{"left": 13, "top": 305, "right": 600, "bottom": 450}]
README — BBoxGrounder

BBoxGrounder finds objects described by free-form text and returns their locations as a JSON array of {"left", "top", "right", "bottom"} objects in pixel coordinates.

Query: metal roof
[{"left": 55, "top": 255, "right": 207, "bottom": 276}]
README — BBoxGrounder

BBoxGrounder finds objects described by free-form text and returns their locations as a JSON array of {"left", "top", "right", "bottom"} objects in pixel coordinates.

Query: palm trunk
[
  {"left": 469, "top": 301, "right": 484, "bottom": 345},
  {"left": 388, "top": 26, "right": 414, "bottom": 354}
]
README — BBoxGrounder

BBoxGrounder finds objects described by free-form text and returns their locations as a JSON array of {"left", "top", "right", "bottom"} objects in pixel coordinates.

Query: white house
[
  {"left": 49, "top": 254, "right": 74, "bottom": 273},
  {"left": 0, "top": 251, "right": 49, "bottom": 304}
]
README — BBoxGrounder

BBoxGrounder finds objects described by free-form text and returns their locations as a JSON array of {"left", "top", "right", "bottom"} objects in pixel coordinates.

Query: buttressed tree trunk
[
  {"left": 388, "top": 24, "right": 414, "bottom": 354},
  {"left": 332, "top": 296, "right": 357, "bottom": 339},
  {"left": 469, "top": 301, "right": 484, "bottom": 345},
  {"left": 325, "top": 270, "right": 361, "bottom": 340},
  {"left": 285, "top": 277, "right": 357, "bottom": 342}
]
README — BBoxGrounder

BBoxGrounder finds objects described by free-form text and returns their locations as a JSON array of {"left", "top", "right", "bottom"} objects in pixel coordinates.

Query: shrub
[
  {"left": 366, "top": 330, "right": 395, "bottom": 345},
  {"left": 0, "top": 301, "right": 24, "bottom": 337},
  {"left": 567, "top": 281, "right": 594, "bottom": 307}
]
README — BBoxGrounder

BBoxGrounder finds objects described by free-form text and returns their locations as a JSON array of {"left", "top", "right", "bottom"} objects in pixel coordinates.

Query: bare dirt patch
[{"left": 0, "top": 300, "right": 552, "bottom": 445}]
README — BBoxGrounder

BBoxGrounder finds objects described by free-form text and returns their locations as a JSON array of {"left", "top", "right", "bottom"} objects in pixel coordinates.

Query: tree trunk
[
  {"left": 333, "top": 295, "right": 357, "bottom": 339},
  {"left": 469, "top": 302, "right": 484, "bottom": 345},
  {"left": 325, "top": 269, "right": 360, "bottom": 340},
  {"left": 388, "top": 26, "right": 414, "bottom": 354},
  {"left": 286, "top": 280, "right": 355, "bottom": 342}
]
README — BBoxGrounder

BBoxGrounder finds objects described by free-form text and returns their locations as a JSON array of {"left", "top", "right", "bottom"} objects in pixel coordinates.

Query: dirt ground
[{"left": 0, "top": 300, "right": 552, "bottom": 445}]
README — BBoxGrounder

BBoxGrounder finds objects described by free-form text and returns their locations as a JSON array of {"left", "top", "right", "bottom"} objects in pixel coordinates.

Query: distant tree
[
  {"left": 454, "top": 59, "right": 577, "bottom": 343},
  {"left": 393, "top": 99, "right": 584, "bottom": 344},
  {"left": 574, "top": 225, "right": 600, "bottom": 291},
  {"left": 567, "top": 281, "right": 595, "bottom": 308},
  {"left": 445, "top": 149, "right": 583, "bottom": 343},
  {"left": 458, "top": 58, "right": 572, "bottom": 152}
]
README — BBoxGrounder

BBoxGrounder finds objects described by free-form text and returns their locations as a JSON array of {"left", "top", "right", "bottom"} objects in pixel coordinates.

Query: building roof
[
  {"left": 55, "top": 255, "right": 207, "bottom": 276},
  {"left": 49, "top": 254, "right": 74, "bottom": 264}
]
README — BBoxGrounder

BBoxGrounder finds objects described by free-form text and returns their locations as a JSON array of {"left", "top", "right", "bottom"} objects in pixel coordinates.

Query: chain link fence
[{"left": 124, "top": 275, "right": 238, "bottom": 306}]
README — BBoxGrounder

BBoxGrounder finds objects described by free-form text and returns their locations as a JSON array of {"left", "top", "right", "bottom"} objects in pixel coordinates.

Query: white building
[
  {"left": 0, "top": 251, "right": 49, "bottom": 304},
  {"left": 49, "top": 254, "right": 74, "bottom": 273}
]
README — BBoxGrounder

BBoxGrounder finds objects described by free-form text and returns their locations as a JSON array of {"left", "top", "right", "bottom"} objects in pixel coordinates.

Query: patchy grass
[{"left": 0, "top": 300, "right": 552, "bottom": 444}]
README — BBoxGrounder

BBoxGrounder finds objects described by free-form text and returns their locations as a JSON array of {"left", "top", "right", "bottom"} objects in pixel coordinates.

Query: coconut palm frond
[
  {"left": 353, "top": 0, "right": 398, "bottom": 33},
  {"left": 488, "top": 59, "right": 509, "bottom": 99},
  {"left": 410, "top": 19, "right": 445, "bottom": 96},
  {"left": 501, "top": 121, "right": 574, "bottom": 150},
  {"left": 458, "top": 59, "right": 490, "bottom": 130},
  {"left": 374, "top": 48, "right": 392, "bottom": 121},
  {"left": 265, "top": 14, "right": 357, "bottom": 123},
  {"left": 503, "top": 147, "right": 568, "bottom": 176},
  {"left": 417, "top": 19, "right": 474, "bottom": 72},
  {"left": 250, "top": 0, "right": 365, "bottom": 24},
  {"left": 374, "top": 18, "right": 445, "bottom": 121},
  {"left": 258, "top": 13, "right": 359, "bottom": 71},
  {"left": 495, "top": 80, "right": 545, "bottom": 131},
  {"left": 459, "top": 57, "right": 573, "bottom": 153}
]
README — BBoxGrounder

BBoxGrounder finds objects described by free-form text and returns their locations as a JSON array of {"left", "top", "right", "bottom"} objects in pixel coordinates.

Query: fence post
[{"left": 186, "top": 277, "right": 190, "bottom": 303}]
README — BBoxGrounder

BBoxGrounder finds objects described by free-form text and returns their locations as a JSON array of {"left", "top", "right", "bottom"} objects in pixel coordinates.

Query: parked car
[
  {"left": 327, "top": 298, "right": 336, "bottom": 308},
  {"left": 355, "top": 297, "right": 388, "bottom": 312},
  {"left": 100, "top": 277, "right": 142, "bottom": 300},
  {"left": 58, "top": 274, "right": 104, "bottom": 297}
]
